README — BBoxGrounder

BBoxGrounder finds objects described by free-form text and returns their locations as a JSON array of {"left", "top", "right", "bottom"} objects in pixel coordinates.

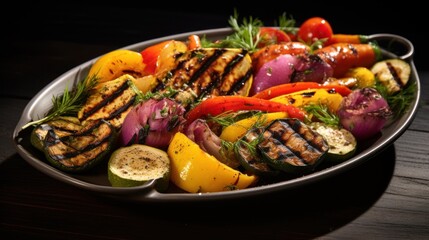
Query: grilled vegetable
[
  {"left": 119, "top": 98, "right": 186, "bottom": 149},
  {"left": 234, "top": 127, "right": 280, "bottom": 177},
  {"left": 343, "top": 67, "right": 376, "bottom": 88},
  {"left": 315, "top": 43, "right": 382, "bottom": 78},
  {"left": 220, "top": 112, "right": 289, "bottom": 142},
  {"left": 184, "top": 95, "right": 305, "bottom": 129},
  {"left": 371, "top": 59, "right": 411, "bottom": 94},
  {"left": 168, "top": 132, "right": 257, "bottom": 193},
  {"left": 30, "top": 116, "right": 82, "bottom": 151},
  {"left": 326, "top": 34, "right": 369, "bottom": 45},
  {"left": 78, "top": 74, "right": 138, "bottom": 129},
  {"left": 338, "top": 87, "right": 392, "bottom": 141},
  {"left": 249, "top": 53, "right": 333, "bottom": 95},
  {"left": 258, "top": 118, "right": 329, "bottom": 174},
  {"left": 309, "top": 122, "right": 357, "bottom": 163},
  {"left": 140, "top": 40, "right": 188, "bottom": 76},
  {"left": 251, "top": 81, "right": 352, "bottom": 99},
  {"left": 151, "top": 48, "right": 253, "bottom": 107},
  {"left": 87, "top": 49, "right": 146, "bottom": 84},
  {"left": 186, "top": 119, "right": 240, "bottom": 168},
  {"left": 251, "top": 42, "right": 310, "bottom": 74},
  {"left": 270, "top": 88, "right": 344, "bottom": 113},
  {"left": 107, "top": 144, "right": 170, "bottom": 192},
  {"left": 43, "top": 119, "right": 117, "bottom": 172}
]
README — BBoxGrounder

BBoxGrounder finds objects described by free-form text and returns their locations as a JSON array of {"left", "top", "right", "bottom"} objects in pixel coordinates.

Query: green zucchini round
[{"left": 107, "top": 144, "right": 170, "bottom": 192}]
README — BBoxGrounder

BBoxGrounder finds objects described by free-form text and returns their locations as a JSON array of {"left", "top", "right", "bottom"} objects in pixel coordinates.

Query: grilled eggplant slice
[
  {"left": 31, "top": 116, "right": 82, "bottom": 151},
  {"left": 258, "top": 118, "right": 329, "bottom": 175},
  {"left": 234, "top": 127, "right": 280, "bottom": 177},
  {"left": 43, "top": 119, "right": 117, "bottom": 172},
  {"left": 78, "top": 74, "right": 138, "bottom": 129},
  {"left": 152, "top": 48, "right": 253, "bottom": 107}
]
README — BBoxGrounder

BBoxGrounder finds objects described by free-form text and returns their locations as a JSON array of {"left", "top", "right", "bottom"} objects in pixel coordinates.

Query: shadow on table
[
  {"left": 1, "top": 144, "right": 396, "bottom": 240},
  {"left": 107, "top": 145, "right": 397, "bottom": 239}
]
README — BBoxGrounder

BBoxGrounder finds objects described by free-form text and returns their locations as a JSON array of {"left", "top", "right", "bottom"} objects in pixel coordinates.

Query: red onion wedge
[
  {"left": 119, "top": 98, "right": 186, "bottom": 149},
  {"left": 250, "top": 53, "right": 333, "bottom": 96},
  {"left": 338, "top": 88, "right": 392, "bottom": 141}
]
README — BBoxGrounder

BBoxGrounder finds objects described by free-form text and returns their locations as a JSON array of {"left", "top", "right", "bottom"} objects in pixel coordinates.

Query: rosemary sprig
[
  {"left": 202, "top": 10, "right": 263, "bottom": 52},
  {"left": 21, "top": 74, "right": 98, "bottom": 129}
]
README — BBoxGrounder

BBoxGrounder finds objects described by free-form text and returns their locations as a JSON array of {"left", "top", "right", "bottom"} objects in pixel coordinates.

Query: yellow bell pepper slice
[
  {"left": 168, "top": 132, "right": 257, "bottom": 193},
  {"left": 88, "top": 49, "right": 146, "bottom": 85},
  {"left": 270, "top": 88, "right": 343, "bottom": 113},
  {"left": 219, "top": 112, "right": 288, "bottom": 142}
]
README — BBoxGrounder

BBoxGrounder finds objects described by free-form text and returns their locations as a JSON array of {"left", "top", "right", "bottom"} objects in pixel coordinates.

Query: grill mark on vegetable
[
  {"left": 227, "top": 66, "right": 253, "bottom": 95},
  {"left": 154, "top": 48, "right": 252, "bottom": 105},
  {"left": 104, "top": 95, "right": 136, "bottom": 121},
  {"left": 262, "top": 119, "right": 327, "bottom": 166},
  {"left": 199, "top": 50, "right": 250, "bottom": 97},
  {"left": 80, "top": 80, "right": 130, "bottom": 120},
  {"left": 301, "top": 91, "right": 316, "bottom": 98},
  {"left": 386, "top": 61, "right": 403, "bottom": 86},
  {"left": 186, "top": 49, "right": 225, "bottom": 86},
  {"left": 45, "top": 120, "right": 112, "bottom": 162}
]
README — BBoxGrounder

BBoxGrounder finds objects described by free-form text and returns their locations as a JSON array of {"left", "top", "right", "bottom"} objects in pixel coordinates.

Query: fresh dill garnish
[
  {"left": 21, "top": 74, "right": 98, "bottom": 129},
  {"left": 375, "top": 80, "right": 417, "bottom": 120},
  {"left": 220, "top": 140, "right": 235, "bottom": 160},
  {"left": 276, "top": 12, "right": 299, "bottom": 35},
  {"left": 234, "top": 129, "right": 264, "bottom": 157},
  {"left": 303, "top": 103, "right": 340, "bottom": 127}
]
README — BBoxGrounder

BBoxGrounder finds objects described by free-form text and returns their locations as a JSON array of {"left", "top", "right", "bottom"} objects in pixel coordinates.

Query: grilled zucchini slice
[
  {"left": 258, "top": 118, "right": 329, "bottom": 175},
  {"left": 108, "top": 144, "right": 170, "bottom": 192},
  {"left": 31, "top": 116, "right": 82, "bottom": 151},
  {"left": 43, "top": 119, "right": 117, "bottom": 172},
  {"left": 78, "top": 74, "right": 138, "bottom": 129},
  {"left": 371, "top": 59, "right": 411, "bottom": 94},
  {"left": 309, "top": 122, "right": 357, "bottom": 163},
  {"left": 152, "top": 48, "right": 253, "bottom": 107},
  {"left": 234, "top": 127, "right": 280, "bottom": 177}
]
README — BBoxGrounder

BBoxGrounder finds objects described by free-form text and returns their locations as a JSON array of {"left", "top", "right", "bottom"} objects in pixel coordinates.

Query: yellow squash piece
[
  {"left": 220, "top": 112, "right": 289, "bottom": 142},
  {"left": 270, "top": 88, "right": 343, "bottom": 113},
  {"left": 167, "top": 132, "right": 257, "bottom": 193},
  {"left": 88, "top": 49, "right": 146, "bottom": 84},
  {"left": 343, "top": 67, "right": 375, "bottom": 88}
]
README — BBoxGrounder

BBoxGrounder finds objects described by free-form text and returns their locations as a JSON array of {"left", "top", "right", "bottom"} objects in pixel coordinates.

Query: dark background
[{"left": 2, "top": 2, "right": 424, "bottom": 98}]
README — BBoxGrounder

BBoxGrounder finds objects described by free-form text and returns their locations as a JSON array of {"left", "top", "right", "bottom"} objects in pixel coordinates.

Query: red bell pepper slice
[
  {"left": 184, "top": 96, "right": 305, "bottom": 129},
  {"left": 251, "top": 82, "right": 352, "bottom": 99}
]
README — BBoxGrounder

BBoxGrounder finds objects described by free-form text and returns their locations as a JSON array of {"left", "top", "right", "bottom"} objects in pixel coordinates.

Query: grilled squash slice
[
  {"left": 151, "top": 48, "right": 253, "bottom": 107},
  {"left": 78, "top": 74, "right": 138, "bottom": 129},
  {"left": 38, "top": 119, "right": 117, "bottom": 172},
  {"left": 259, "top": 118, "right": 329, "bottom": 175}
]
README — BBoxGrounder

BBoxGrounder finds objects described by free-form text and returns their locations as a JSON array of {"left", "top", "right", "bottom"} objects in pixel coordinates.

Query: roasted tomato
[{"left": 297, "top": 17, "right": 333, "bottom": 46}]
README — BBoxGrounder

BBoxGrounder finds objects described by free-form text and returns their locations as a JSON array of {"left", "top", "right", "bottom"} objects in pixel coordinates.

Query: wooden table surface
[{"left": 1, "top": 4, "right": 428, "bottom": 240}]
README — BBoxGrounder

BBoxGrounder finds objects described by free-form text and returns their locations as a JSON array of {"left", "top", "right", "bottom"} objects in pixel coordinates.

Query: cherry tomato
[
  {"left": 257, "top": 27, "right": 291, "bottom": 48},
  {"left": 297, "top": 17, "right": 333, "bottom": 45}
]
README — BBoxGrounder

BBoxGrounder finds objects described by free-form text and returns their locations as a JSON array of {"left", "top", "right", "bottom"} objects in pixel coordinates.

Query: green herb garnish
[
  {"left": 375, "top": 80, "right": 417, "bottom": 120},
  {"left": 304, "top": 103, "right": 340, "bottom": 127},
  {"left": 21, "top": 74, "right": 98, "bottom": 129}
]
